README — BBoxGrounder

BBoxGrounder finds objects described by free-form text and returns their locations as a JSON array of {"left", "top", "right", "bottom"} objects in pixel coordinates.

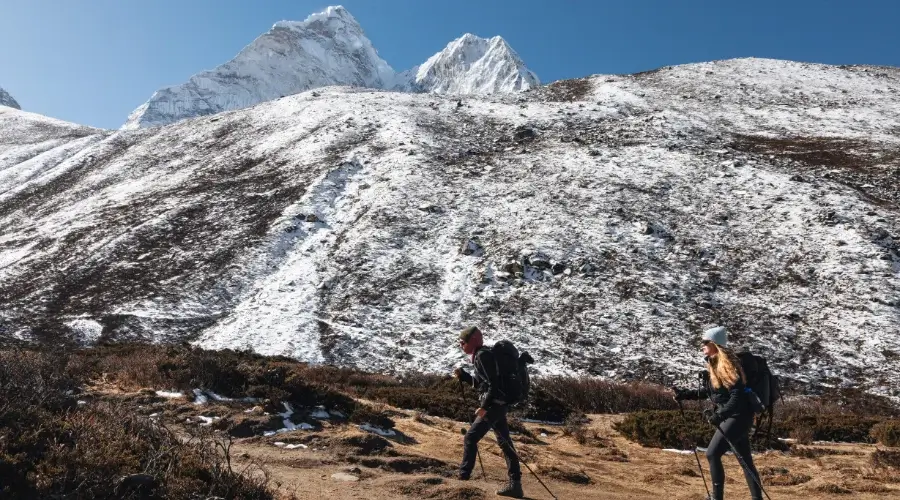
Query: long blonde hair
[{"left": 707, "top": 345, "right": 746, "bottom": 389}]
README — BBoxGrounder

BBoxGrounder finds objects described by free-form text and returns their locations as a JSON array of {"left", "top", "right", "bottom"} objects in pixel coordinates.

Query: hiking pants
[
  {"left": 706, "top": 415, "right": 763, "bottom": 499},
  {"left": 460, "top": 404, "right": 522, "bottom": 480}
]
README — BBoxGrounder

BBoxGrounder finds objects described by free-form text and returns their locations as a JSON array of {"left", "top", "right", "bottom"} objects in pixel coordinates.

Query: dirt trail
[{"left": 226, "top": 411, "right": 897, "bottom": 500}]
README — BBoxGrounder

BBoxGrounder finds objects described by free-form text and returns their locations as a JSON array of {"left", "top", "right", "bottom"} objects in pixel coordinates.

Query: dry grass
[
  {"left": 872, "top": 449, "right": 900, "bottom": 469},
  {"left": 0, "top": 348, "right": 275, "bottom": 498},
  {"left": 542, "top": 78, "right": 594, "bottom": 102},
  {"left": 4, "top": 342, "right": 900, "bottom": 499}
]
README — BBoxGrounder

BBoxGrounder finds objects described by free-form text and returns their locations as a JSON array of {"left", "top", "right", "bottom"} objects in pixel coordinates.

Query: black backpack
[
  {"left": 737, "top": 350, "right": 781, "bottom": 441},
  {"left": 490, "top": 340, "right": 534, "bottom": 407}
]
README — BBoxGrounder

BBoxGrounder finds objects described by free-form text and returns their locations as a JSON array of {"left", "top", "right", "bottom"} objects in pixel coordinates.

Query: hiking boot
[
  {"left": 457, "top": 471, "right": 471, "bottom": 481},
  {"left": 705, "top": 483, "right": 724, "bottom": 500},
  {"left": 496, "top": 480, "right": 524, "bottom": 498}
]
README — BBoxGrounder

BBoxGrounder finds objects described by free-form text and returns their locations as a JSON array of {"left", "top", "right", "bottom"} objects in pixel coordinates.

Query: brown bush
[
  {"left": 563, "top": 414, "right": 590, "bottom": 445},
  {"left": 855, "top": 483, "right": 893, "bottom": 493},
  {"left": 871, "top": 420, "right": 900, "bottom": 447},
  {"left": 0, "top": 348, "right": 274, "bottom": 499},
  {"left": 789, "top": 426, "right": 815, "bottom": 445},
  {"left": 364, "top": 382, "right": 474, "bottom": 422},
  {"left": 814, "top": 483, "right": 853, "bottom": 495},
  {"left": 536, "top": 376, "right": 678, "bottom": 413},
  {"left": 777, "top": 413, "right": 881, "bottom": 444},
  {"left": 348, "top": 404, "right": 396, "bottom": 430},
  {"left": 613, "top": 410, "right": 713, "bottom": 449},
  {"left": 872, "top": 449, "right": 900, "bottom": 469}
]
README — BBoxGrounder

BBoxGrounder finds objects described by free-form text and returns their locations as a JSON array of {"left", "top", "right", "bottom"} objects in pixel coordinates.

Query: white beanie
[{"left": 702, "top": 326, "right": 727, "bottom": 346}]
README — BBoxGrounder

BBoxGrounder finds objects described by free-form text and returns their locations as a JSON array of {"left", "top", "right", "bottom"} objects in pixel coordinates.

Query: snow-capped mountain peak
[
  {"left": 0, "top": 87, "right": 20, "bottom": 110},
  {"left": 122, "top": 5, "right": 395, "bottom": 130},
  {"left": 408, "top": 33, "right": 540, "bottom": 94},
  {"left": 122, "top": 7, "right": 538, "bottom": 129}
]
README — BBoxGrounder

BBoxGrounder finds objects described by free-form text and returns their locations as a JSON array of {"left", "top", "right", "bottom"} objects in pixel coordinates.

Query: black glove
[
  {"left": 703, "top": 408, "right": 723, "bottom": 426},
  {"left": 672, "top": 388, "right": 688, "bottom": 401},
  {"left": 454, "top": 367, "right": 472, "bottom": 384}
]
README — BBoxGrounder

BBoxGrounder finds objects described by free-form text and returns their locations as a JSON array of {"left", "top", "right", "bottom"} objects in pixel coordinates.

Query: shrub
[
  {"left": 872, "top": 449, "right": 900, "bottom": 469},
  {"left": 348, "top": 404, "right": 396, "bottom": 430},
  {"left": 364, "top": 382, "right": 474, "bottom": 423},
  {"left": 563, "top": 414, "right": 590, "bottom": 445},
  {"left": 0, "top": 349, "right": 274, "bottom": 499},
  {"left": 871, "top": 420, "right": 900, "bottom": 447},
  {"left": 613, "top": 410, "right": 713, "bottom": 449},
  {"left": 814, "top": 484, "right": 853, "bottom": 495},
  {"left": 535, "top": 376, "right": 678, "bottom": 413},
  {"left": 523, "top": 385, "right": 572, "bottom": 422},
  {"left": 776, "top": 414, "right": 881, "bottom": 444}
]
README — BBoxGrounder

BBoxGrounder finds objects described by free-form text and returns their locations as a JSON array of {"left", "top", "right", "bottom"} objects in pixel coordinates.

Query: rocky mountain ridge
[{"left": 0, "top": 86, "right": 20, "bottom": 110}]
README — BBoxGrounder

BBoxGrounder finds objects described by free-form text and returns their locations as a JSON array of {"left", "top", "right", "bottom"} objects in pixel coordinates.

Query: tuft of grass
[
  {"left": 872, "top": 449, "right": 900, "bottom": 469},
  {"left": 871, "top": 420, "right": 900, "bottom": 447}
]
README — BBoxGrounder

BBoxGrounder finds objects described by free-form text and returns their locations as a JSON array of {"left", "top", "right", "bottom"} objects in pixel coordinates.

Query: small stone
[
  {"left": 305, "top": 214, "right": 320, "bottom": 223},
  {"left": 551, "top": 262, "right": 567, "bottom": 275},
  {"left": 460, "top": 239, "right": 483, "bottom": 257},
  {"left": 526, "top": 253, "right": 552, "bottom": 269},
  {"left": 579, "top": 263, "right": 598, "bottom": 274},
  {"left": 513, "top": 125, "right": 537, "bottom": 143},
  {"left": 331, "top": 472, "right": 360, "bottom": 482}
]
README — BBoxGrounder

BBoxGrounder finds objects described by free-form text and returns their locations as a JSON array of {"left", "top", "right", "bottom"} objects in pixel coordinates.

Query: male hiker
[{"left": 453, "top": 326, "right": 524, "bottom": 498}]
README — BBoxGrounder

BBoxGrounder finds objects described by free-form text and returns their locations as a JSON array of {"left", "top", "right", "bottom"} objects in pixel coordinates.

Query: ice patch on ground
[
  {"left": 358, "top": 424, "right": 396, "bottom": 437},
  {"left": 155, "top": 390, "right": 185, "bottom": 399}
]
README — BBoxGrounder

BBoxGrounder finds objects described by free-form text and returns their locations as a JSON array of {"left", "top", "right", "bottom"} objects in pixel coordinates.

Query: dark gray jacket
[{"left": 458, "top": 347, "right": 505, "bottom": 409}]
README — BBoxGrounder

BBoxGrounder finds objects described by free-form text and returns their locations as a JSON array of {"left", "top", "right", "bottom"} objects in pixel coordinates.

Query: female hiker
[{"left": 673, "top": 326, "right": 764, "bottom": 500}]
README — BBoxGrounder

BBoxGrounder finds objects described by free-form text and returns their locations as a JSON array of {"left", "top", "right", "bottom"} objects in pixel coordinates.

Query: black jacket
[
  {"left": 678, "top": 361, "right": 751, "bottom": 420},
  {"left": 458, "top": 346, "right": 505, "bottom": 409}
]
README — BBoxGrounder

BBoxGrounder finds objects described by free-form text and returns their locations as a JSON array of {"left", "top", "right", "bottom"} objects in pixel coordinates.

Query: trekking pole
[
  {"left": 458, "top": 378, "right": 487, "bottom": 479},
  {"left": 458, "top": 379, "right": 558, "bottom": 499},
  {"left": 710, "top": 421, "right": 773, "bottom": 500},
  {"left": 676, "top": 398, "right": 711, "bottom": 499},
  {"left": 493, "top": 432, "right": 559, "bottom": 500}
]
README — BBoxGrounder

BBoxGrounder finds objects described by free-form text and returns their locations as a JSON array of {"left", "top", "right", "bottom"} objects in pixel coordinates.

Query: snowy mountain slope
[
  {"left": 123, "top": 6, "right": 538, "bottom": 129},
  {"left": 402, "top": 33, "right": 540, "bottom": 94},
  {"left": 0, "top": 87, "right": 20, "bottom": 109},
  {"left": 122, "top": 6, "right": 396, "bottom": 130},
  {"left": 1, "top": 58, "right": 899, "bottom": 397},
  {"left": 0, "top": 107, "right": 107, "bottom": 202}
]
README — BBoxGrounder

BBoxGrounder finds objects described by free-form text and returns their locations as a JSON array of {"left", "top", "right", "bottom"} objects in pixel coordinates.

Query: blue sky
[{"left": 2, "top": 0, "right": 898, "bottom": 129}]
